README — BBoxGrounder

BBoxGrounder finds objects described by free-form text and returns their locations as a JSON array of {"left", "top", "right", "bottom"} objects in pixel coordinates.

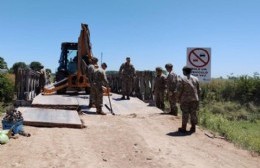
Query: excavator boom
[{"left": 43, "top": 23, "right": 93, "bottom": 95}]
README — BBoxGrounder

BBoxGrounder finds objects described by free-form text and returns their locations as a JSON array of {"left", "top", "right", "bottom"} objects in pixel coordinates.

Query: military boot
[
  {"left": 169, "top": 106, "right": 178, "bottom": 116},
  {"left": 190, "top": 124, "right": 196, "bottom": 133},
  {"left": 178, "top": 123, "right": 187, "bottom": 133},
  {"left": 88, "top": 100, "right": 94, "bottom": 108},
  {"left": 96, "top": 107, "right": 106, "bottom": 115},
  {"left": 121, "top": 95, "right": 126, "bottom": 100},
  {"left": 88, "top": 103, "right": 96, "bottom": 108}
]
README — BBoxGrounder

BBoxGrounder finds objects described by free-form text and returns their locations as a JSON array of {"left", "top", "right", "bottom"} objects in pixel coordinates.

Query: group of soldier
[
  {"left": 86, "top": 56, "right": 136, "bottom": 115},
  {"left": 87, "top": 57, "right": 109, "bottom": 115},
  {"left": 153, "top": 64, "right": 200, "bottom": 133},
  {"left": 87, "top": 56, "right": 200, "bottom": 133}
]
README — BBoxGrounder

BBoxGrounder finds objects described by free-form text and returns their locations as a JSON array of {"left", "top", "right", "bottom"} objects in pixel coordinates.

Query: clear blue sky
[{"left": 1, "top": 0, "right": 259, "bottom": 78}]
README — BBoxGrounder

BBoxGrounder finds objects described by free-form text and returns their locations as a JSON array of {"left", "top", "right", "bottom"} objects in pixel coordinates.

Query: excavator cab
[
  {"left": 43, "top": 24, "right": 92, "bottom": 95},
  {"left": 57, "top": 42, "right": 78, "bottom": 74}
]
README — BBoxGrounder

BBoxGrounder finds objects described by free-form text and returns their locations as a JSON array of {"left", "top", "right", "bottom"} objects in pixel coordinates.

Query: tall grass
[
  {"left": 198, "top": 74, "right": 260, "bottom": 153},
  {"left": 199, "top": 106, "right": 260, "bottom": 153},
  {"left": 201, "top": 75, "right": 260, "bottom": 105}
]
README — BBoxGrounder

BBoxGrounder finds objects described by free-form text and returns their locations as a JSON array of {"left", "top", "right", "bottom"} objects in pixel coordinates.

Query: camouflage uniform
[
  {"left": 88, "top": 64, "right": 95, "bottom": 107},
  {"left": 153, "top": 70, "right": 166, "bottom": 110},
  {"left": 177, "top": 74, "right": 200, "bottom": 131},
  {"left": 166, "top": 71, "right": 178, "bottom": 115},
  {"left": 39, "top": 67, "right": 46, "bottom": 92},
  {"left": 119, "top": 59, "right": 135, "bottom": 99},
  {"left": 92, "top": 67, "right": 109, "bottom": 114}
]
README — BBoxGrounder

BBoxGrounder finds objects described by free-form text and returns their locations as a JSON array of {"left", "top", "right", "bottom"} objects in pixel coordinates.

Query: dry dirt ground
[{"left": 0, "top": 94, "right": 259, "bottom": 168}]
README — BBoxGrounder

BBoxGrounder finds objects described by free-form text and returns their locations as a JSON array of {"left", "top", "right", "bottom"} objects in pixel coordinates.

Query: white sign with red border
[{"left": 187, "top": 48, "right": 211, "bottom": 82}]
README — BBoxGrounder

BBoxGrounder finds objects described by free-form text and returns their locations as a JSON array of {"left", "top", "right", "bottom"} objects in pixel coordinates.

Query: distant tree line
[
  {"left": 201, "top": 74, "right": 260, "bottom": 105},
  {"left": 0, "top": 57, "right": 52, "bottom": 74},
  {"left": 0, "top": 56, "right": 52, "bottom": 107}
]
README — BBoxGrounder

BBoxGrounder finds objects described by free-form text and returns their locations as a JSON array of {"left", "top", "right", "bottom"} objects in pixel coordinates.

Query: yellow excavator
[{"left": 43, "top": 23, "right": 99, "bottom": 95}]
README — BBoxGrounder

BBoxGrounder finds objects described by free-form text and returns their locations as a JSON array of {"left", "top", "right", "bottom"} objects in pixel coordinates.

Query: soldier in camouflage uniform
[
  {"left": 101, "top": 63, "right": 107, "bottom": 71},
  {"left": 87, "top": 57, "right": 98, "bottom": 107},
  {"left": 153, "top": 67, "right": 167, "bottom": 111},
  {"left": 119, "top": 57, "right": 136, "bottom": 100},
  {"left": 92, "top": 63, "right": 109, "bottom": 115},
  {"left": 165, "top": 63, "right": 178, "bottom": 116},
  {"left": 36, "top": 65, "right": 46, "bottom": 95},
  {"left": 177, "top": 66, "right": 200, "bottom": 133}
]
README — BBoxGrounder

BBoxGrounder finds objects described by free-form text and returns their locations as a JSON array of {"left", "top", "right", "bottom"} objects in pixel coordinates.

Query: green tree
[
  {"left": 0, "top": 74, "right": 14, "bottom": 103},
  {"left": 10, "top": 62, "right": 28, "bottom": 74},
  {"left": 0, "top": 57, "right": 8, "bottom": 69},
  {"left": 29, "top": 61, "right": 43, "bottom": 71}
]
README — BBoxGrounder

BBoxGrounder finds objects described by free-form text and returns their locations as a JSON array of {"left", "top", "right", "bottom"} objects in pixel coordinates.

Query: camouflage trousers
[
  {"left": 180, "top": 101, "right": 199, "bottom": 125},
  {"left": 92, "top": 85, "right": 103, "bottom": 108},
  {"left": 154, "top": 91, "right": 165, "bottom": 110},
  {"left": 122, "top": 77, "right": 133, "bottom": 96},
  {"left": 168, "top": 92, "right": 178, "bottom": 115},
  {"left": 89, "top": 84, "right": 95, "bottom": 105}
]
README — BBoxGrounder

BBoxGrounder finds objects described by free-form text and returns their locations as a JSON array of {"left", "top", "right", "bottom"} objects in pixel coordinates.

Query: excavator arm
[
  {"left": 43, "top": 23, "right": 93, "bottom": 95},
  {"left": 77, "top": 23, "right": 93, "bottom": 76}
]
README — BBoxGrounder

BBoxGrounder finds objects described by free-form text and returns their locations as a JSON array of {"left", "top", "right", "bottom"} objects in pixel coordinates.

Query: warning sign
[{"left": 187, "top": 48, "right": 211, "bottom": 82}]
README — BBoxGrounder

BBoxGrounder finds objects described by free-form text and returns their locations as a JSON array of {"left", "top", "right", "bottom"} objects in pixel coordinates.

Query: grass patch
[{"left": 199, "top": 103, "right": 260, "bottom": 153}]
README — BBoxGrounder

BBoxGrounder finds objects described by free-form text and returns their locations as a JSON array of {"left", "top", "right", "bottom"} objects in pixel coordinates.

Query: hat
[
  {"left": 92, "top": 57, "right": 98, "bottom": 64},
  {"left": 101, "top": 63, "right": 107, "bottom": 68},
  {"left": 182, "top": 66, "right": 193, "bottom": 70},
  {"left": 165, "top": 63, "right": 173, "bottom": 69},
  {"left": 155, "top": 67, "right": 163, "bottom": 72},
  {"left": 126, "top": 57, "right": 130, "bottom": 60}
]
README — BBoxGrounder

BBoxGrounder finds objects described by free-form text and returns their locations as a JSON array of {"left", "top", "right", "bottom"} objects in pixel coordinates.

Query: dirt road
[{"left": 0, "top": 95, "right": 259, "bottom": 168}]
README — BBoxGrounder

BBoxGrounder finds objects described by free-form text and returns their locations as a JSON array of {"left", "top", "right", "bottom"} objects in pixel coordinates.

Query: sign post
[{"left": 187, "top": 48, "right": 211, "bottom": 82}]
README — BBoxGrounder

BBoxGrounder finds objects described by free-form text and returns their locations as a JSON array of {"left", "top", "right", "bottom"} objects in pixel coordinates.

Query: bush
[
  {"left": 201, "top": 75, "right": 260, "bottom": 105},
  {"left": 0, "top": 74, "right": 15, "bottom": 103},
  {"left": 198, "top": 75, "right": 260, "bottom": 153},
  {"left": 198, "top": 106, "right": 260, "bottom": 153}
]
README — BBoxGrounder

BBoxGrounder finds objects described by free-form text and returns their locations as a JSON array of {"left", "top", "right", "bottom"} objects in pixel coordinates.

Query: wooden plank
[
  {"left": 18, "top": 107, "right": 83, "bottom": 128},
  {"left": 32, "top": 94, "right": 80, "bottom": 106},
  {"left": 30, "top": 92, "right": 161, "bottom": 116},
  {"left": 32, "top": 93, "right": 80, "bottom": 110}
]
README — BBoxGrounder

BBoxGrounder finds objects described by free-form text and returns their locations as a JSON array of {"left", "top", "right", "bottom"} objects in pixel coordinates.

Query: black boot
[
  {"left": 127, "top": 95, "right": 130, "bottom": 100},
  {"left": 178, "top": 124, "right": 187, "bottom": 133},
  {"left": 88, "top": 103, "right": 93, "bottom": 108},
  {"left": 121, "top": 95, "right": 125, "bottom": 100},
  {"left": 169, "top": 106, "right": 178, "bottom": 116},
  {"left": 190, "top": 124, "right": 196, "bottom": 133}
]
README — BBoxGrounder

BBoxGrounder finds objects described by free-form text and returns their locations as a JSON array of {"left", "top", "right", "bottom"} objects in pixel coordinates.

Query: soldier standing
[
  {"left": 153, "top": 67, "right": 166, "bottom": 111},
  {"left": 177, "top": 66, "right": 200, "bottom": 133},
  {"left": 88, "top": 57, "right": 98, "bottom": 108},
  {"left": 165, "top": 63, "right": 178, "bottom": 116},
  {"left": 101, "top": 62, "right": 107, "bottom": 71},
  {"left": 39, "top": 65, "right": 46, "bottom": 93},
  {"left": 92, "top": 63, "right": 109, "bottom": 115},
  {"left": 119, "top": 57, "right": 136, "bottom": 100}
]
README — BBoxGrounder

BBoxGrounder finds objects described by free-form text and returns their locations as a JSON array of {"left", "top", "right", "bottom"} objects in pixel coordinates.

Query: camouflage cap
[
  {"left": 101, "top": 62, "right": 107, "bottom": 68},
  {"left": 182, "top": 66, "right": 193, "bottom": 70},
  {"left": 165, "top": 63, "right": 173, "bottom": 69},
  {"left": 92, "top": 57, "right": 98, "bottom": 64},
  {"left": 155, "top": 67, "right": 163, "bottom": 72}
]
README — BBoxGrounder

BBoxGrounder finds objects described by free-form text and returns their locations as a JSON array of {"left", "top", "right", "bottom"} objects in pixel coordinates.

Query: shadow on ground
[{"left": 167, "top": 131, "right": 193, "bottom": 137}]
